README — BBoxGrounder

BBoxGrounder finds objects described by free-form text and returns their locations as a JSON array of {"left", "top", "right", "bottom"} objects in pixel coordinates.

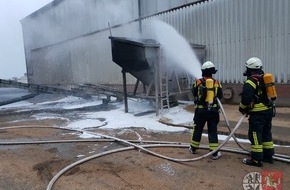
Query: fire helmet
[
  {"left": 201, "top": 61, "right": 217, "bottom": 76},
  {"left": 245, "top": 57, "right": 262, "bottom": 69}
]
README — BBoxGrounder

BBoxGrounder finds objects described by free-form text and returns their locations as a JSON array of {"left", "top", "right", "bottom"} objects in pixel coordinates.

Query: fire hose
[
  {"left": 217, "top": 98, "right": 249, "bottom": 152},
  {"left": 0, "top": 115, "right": 246, "bottom": 189},
  {"left": 45, "top": 114, "right": 246, "bottom": 190},
  {"left": 0, "top": 110, "right": 288, "bottom": 189},
  {"left": 0, "top": 119, "right": 289, "bottom": 190}
]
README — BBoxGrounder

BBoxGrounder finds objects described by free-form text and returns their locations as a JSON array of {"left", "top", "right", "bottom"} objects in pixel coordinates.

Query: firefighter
[
  {"left": 189, "top": 61, "right": 223, "bottom": 160},
  {"left": 239, "top": 57, "right": 275, "bottom": 167}
]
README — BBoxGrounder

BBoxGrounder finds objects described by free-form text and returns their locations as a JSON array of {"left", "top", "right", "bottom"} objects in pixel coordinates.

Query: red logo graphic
[{"left": 261, "top": 171, "right": 283, "bottom": 190}]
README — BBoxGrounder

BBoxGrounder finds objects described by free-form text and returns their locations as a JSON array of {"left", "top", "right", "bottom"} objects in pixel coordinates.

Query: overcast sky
[{"left": 0, "top": 0, "right": 53, "bottom": 79}]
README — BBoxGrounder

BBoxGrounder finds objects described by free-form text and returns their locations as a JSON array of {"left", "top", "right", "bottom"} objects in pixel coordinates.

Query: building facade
[{"left": 21, "top": 0, "right": 290, "bottom": 105}]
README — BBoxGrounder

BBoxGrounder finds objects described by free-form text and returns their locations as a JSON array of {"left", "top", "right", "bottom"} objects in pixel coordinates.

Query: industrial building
[{"left": 20, "top": 0, "right": 290, "bottom": 106}]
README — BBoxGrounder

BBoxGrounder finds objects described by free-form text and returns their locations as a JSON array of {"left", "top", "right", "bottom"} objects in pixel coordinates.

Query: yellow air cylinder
[
  {"left": 263, "top": 73, "right": 277, "bottom": 100},
  {"left": 205, "top": 78, "right": 214, "bottom": 104}
]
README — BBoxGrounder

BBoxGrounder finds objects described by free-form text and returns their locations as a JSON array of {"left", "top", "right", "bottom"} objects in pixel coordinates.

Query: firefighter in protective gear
[
  {"left": 189, "top": 61, "right": 223, "bottom": 160},
  {"left": 239, "top": 57, "right": 275, "bottom": 167}
]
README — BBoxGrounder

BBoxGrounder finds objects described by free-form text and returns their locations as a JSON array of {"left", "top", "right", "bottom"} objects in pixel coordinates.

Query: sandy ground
[{"left": 0, "top": 101, "right": 289, "bottom": 190}]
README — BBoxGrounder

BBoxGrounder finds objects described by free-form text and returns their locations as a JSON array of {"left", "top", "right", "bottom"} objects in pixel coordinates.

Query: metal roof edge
[{"left": 20, "top": 0, "right": 64, "bottom": 22}]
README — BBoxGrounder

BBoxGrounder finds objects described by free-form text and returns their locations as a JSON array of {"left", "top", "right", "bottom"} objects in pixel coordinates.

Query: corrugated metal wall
[
  {"left": 139, "top": 0, "right": 200, "bottom": 17},
  {"left": 22, "top": 0, "right": 139, "bottom": 49},
  {"left": 28, "top": 23, "right": 141, "bottom": 85},
  {"left": 21, "top": 0, "right": 290, "bottom": 85},
  {"left": 140, "top": 0, "right": 290, "bottom": 84},
  {"left": 21, "top": 0, "right": 140, "bottom": 85}
]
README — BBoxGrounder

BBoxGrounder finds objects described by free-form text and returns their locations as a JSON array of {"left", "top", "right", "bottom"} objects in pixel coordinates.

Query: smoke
[
  {"left": 23, "top": 0, "right": 142, "bottom": 84},
  {"left": 149, "top": 19, "right": 202, "bottom": 79},
  {"left": 98, "top": 0, "right": 133, "bottom": 25},
  {"left": 95, "top": 0, "right": 140, "bottom": 38},
  {"left": 25, "top": 0, "right": 140, "bottom": 49}
]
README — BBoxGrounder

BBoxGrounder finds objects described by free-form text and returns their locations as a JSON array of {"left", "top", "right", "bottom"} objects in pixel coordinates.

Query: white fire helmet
[
  {"left": 201, "top": 61, "right": 215, "bottom": 70},
  {"left": 245, "top": 57, "right": 262, "bottom": 69}
]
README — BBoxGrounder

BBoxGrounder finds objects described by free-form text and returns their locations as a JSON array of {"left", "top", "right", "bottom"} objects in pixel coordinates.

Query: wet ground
[{"left": 0, "top": 88, "right": 289, "bottom": 190}]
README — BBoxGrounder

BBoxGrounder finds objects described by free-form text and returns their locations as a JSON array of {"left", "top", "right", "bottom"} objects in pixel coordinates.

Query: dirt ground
[{"left": 0, "top": 102, "right": 289, "bottom": 190}]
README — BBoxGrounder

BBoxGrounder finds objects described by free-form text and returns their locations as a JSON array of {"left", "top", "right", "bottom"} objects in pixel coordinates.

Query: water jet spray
[{"left": 149, "top": 19, "right": 202, "bottom": 79}]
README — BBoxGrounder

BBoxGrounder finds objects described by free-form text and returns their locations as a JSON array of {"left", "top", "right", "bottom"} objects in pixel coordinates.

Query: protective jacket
[
  {"left": 190, "top": 77, "right": 223, "bottom": 151},
  {"left": 239, "top": 70, "right": 274, "bottom": 161},
  {"left": 239, "top": 70, "right": 272, "bottom": 112},
  {"left": 192, "top": 77, "right": 223, "bottom": 109}
]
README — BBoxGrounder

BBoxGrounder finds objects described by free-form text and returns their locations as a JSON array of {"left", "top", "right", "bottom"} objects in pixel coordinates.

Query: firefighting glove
[{"left": 239, "top": 106, "right": 248, "bottom": 115}]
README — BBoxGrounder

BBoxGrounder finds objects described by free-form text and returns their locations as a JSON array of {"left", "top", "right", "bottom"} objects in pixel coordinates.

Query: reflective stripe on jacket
[
  {"left": 240, "top": 78, "right": 270, "bottom": 112},
  {"left": 192, "top": 77, "right": 222, "bottom": 108}
]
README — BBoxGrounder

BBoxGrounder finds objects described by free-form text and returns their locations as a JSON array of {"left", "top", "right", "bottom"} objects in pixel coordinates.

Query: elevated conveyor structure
[
  {"left": 109, "top": 36, "right": 166, "bottom": 115},
  {"left": 109, "top": 36, "right": 206, "bottom": 115},
  {"left": 110, "top": 36, "right": 160, "bottom": 86}
]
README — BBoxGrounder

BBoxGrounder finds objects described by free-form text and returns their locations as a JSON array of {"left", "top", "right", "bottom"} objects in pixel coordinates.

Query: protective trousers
[
  {"left": 248, "top": 109, "right": 274, "bottom": 161},
  {"left": 191, "top": 108, "right": 219, "bottom": 151}
]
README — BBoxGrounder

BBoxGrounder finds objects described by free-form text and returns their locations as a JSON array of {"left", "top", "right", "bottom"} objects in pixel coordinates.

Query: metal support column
[
  {"left": 122, "top": 71, "right": 128, "bottom": 113},
  {"left": 154, "top": 48, "right": 160, "bottom": 116}
]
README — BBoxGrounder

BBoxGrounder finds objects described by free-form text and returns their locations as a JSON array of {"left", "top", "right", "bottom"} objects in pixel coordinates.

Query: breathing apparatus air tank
[
  {"left": 263, "top": 73, "right": 277, "bottom": 101},
  {"left": 205, "top": 78, "right": 214, "bottom": 104}
]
